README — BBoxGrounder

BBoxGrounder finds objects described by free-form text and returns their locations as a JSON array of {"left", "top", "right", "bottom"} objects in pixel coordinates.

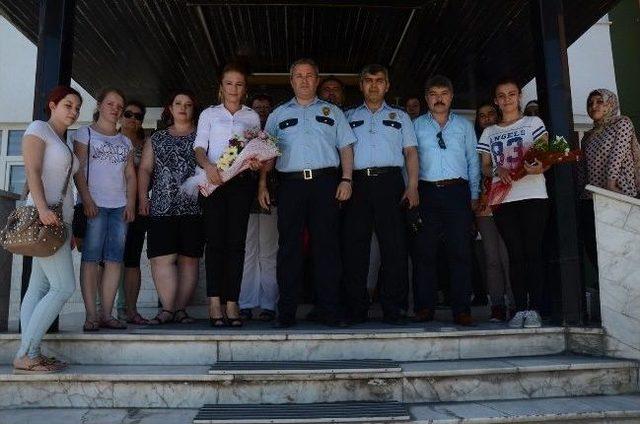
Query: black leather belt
[
  {"left": 278, "top": 167, "right": 338, "bottom": 181},
  {"left": 420, "top": 178, "right": 467, "bottom": 188},
  {"left": 354, "top": 166, "right": 401, "bottom": 178}
]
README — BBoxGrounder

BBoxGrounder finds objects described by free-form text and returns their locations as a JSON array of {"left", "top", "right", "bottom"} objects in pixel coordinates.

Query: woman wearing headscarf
[{"left": 580, "top": 88, "right": 640, "bottom": 268}]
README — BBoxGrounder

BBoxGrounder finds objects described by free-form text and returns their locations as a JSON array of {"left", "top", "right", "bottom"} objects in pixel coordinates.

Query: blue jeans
[
  {"left": 18, "top": 237, "right": 75, "bottom": 359},
  {"left": 82, "top": 206, "right": 128, "bottom": 263}
]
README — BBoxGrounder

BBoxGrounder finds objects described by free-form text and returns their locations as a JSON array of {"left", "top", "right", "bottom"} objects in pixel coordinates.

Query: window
[
  {"left": 7, "top": 130, "right": 25, "bottom": 156},
  {"left": 66, "top": 129, "right": 77, "bottom": 144},
  {"left": 8, "top": 164, "right": 25, "bottom": 194}
]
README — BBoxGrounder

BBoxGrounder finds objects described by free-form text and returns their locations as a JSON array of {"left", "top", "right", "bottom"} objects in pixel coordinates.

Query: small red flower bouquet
[{"left": 488, "top": 135, "right": 581, "bottom": 206}]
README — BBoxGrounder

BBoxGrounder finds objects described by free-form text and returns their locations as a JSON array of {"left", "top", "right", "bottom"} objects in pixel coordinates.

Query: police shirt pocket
[
  {"left": 350, "top": 120, "right": 364, "bottom": 129},
  {"left": 382, "top": 120, "right": 402, "bottom": 130},
  {"left": 279, "top": 118, "right": 299, "bottom": 130},
  {"left": 316, "top": 116, "right": 335, "bottom": 126}
]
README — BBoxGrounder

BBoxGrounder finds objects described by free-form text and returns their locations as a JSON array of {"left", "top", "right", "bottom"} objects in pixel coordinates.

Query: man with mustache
[
  {"left": 343, "top": 64, "right": 419, "bottom": 325},
  {"left": 412, "top": 75, "right": 480, "bottom": 326},
  {"left": 259, "top": 58, "right": 356, "bottom": 328}
]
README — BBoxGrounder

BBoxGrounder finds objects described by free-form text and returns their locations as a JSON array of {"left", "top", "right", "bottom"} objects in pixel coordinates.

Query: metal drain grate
[
  {"left": 209, "top": 359, "right": 402, "bottom": 375},
  {"left": 193, "top": 401, "right": 411, "bottom": 423}
]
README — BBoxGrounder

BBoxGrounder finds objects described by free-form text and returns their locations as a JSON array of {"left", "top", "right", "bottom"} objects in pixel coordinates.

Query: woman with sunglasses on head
[
  {"left": 477, "top": 77, "right": 550, "bottom": 329},
  {"left": 138, "top": 90, "right": 203, "bottom": 325},
  {"left": 74, "top": 87, "right": 137, "bottom": 332},
  {"left": 117, "top": 100, "right": 150, "bottom": 325},
  {"left": 193, "top": 62, "right": 262, "bottom": 328},
  {"left": 13, "top": 85, "right": 82, "bottom": 373}
]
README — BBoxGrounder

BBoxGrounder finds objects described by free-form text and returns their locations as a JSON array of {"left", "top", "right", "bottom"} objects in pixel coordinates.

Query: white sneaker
[
  {"left": 508, "top": 311, "right": 526, "bottom": 328},
  {"left": 523, "top": 310, "right": 542, "bottom": 328}
]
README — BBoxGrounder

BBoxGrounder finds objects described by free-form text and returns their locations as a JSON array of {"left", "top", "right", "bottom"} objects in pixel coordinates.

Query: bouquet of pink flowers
[{"left": 182, "top": 129, "right": 280, "bottom": 198}]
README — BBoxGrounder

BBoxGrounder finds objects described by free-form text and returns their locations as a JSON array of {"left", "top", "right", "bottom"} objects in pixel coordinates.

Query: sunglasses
[
  {"left": 123, "top": 110, "right": 144, "bottom": 121},
  {"left": 436, "top": 131, "right": 446, "bottom": 149}
]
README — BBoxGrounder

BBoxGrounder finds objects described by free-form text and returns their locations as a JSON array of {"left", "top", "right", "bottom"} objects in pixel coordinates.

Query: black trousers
[
  {"left": 277, "top": 174, "right": 342, "bottom": 322},
  {"left": 202, "top": 176, "right": 256, "bottom": 302},
  {"left": 493, "top": 198, "right": 549, "bottom": 311},
  {"left": 413, "top": 181, "right": 473, "bottom": 315},
  {"left": 342, "top": 170, "right": 408, "bottom": 319}
]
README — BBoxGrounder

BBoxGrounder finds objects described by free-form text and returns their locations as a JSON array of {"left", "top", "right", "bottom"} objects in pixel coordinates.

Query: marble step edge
[
  {"left": 0, "top": 326, "right": 586, "bottom": 341},
  {"left": 408, "top": 394, "right": 640, "bottom": 424},
  {"left": 2, "top": 356, "right": 635, "bottom": 382}
]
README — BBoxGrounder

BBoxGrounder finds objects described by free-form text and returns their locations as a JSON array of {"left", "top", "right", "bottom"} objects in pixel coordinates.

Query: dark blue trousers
[
  {"left": 413, "top": 181, "right": 473, "bottom": 315},
  {"left": 276, "top": 174, "right": 342, "bottom": 322}
]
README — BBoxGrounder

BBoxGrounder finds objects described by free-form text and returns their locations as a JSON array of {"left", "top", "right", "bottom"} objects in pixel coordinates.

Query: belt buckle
[
  {"left": 366, "top": 168, "right": 372, "bottom": 177},
  {"left": 435, "top": 180, "right": 445, "bottom": 187},
  {"left": 366, "top": 168, "right": 377, "bottom": 177},
  {"left": 303, "top": 169, "right": 313, "bottom": 180}
]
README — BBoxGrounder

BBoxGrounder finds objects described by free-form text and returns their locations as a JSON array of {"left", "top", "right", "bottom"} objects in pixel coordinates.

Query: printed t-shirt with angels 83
[
  {"left": 477, "top": 116, "right": 548, "bottom": 204},
  {"left": 75, "top": 125, "right": 132, "bottom": 208}
]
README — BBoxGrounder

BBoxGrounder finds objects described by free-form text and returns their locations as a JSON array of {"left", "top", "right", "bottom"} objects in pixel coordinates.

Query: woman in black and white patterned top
[{"left": 138, "top": 90, "right": 204, "bottom": 325}]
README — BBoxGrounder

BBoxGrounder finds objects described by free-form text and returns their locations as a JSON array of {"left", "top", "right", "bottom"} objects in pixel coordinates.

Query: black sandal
[
  {"left": 209, "top": 316, "right": 225, "bottom": 327},
  {"left": 226, "top": 316, "right": 243, "bottom": 327},
  {"left": 148, "top": 309, "right": 175, "bottom": 325},
  {"left": 174, "top": 309, "right": 195, "bottom": 324}
]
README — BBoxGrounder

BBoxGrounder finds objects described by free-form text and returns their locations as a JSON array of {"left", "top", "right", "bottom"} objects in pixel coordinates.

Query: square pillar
[
  {"left": 21, "top": 0, "right": 76, "bottom": 333},
  {"left": 530, "top": 0, "right": 584, "bottom": 325}
]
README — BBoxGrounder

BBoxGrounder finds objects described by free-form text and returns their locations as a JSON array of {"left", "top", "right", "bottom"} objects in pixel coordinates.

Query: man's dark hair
[
  {"left": 424, "top": 75, "right": 453, "bottom": 92},
  {"left": 359, "top": 64, "right": 389, "bottom": 82},
  {"left": 319, "top": 75, "right": 345, "bottom": 89},
  {"left": 251, "top": 93, "right": 273, "bottom": 105}
]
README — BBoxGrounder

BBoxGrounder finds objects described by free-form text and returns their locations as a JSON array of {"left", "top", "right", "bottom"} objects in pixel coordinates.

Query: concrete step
[
  {"left": 0, "top": 355, "right": 636, "bottom": 408},
  {"left": 409, "top": 394, "right": 640, "bottom": 423},
  {"left": 0, "top": 325, "right": 593, "bottom": 365},
  {"left": 2, "top": 395, "right": 639, "bottom": 424}
]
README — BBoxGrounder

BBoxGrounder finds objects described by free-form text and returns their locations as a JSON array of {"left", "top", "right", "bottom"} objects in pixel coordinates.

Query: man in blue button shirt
[
  {"left": 343, "top": 64, "right": 419, "bottom": 325},
  {"left": 259, "top": 58, "right": 356, "bottom": 328},
  {"left": 412, "top": 75, "right": 480, "bottom": 326}
]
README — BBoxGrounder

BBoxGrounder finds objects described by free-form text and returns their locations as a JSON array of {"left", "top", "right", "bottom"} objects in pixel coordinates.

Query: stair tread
[
  {"left": 195, "top": 401, "right": 410, "bottom": 423},
  {"left": 0, "top": 354, "right": 634, "bottom": 381},
  {"left": 1, "top": 395, "right": 638, "bottom": 423},
  {"left": 409, "top": 394, "right": 640, "bottom": 423}
]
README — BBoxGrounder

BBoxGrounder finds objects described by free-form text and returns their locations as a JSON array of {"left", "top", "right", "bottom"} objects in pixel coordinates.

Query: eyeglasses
[
  {"left": 436, "top": 131, "right": 446, "bottom": 149},
  {"left": 123, "top": 110, "right": 144, "bottom": 121}
]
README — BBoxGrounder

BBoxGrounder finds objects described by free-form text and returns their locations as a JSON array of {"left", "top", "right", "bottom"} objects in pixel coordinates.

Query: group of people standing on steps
[{"left": 12, "top": 56, "right": 640, "bottom": 372}]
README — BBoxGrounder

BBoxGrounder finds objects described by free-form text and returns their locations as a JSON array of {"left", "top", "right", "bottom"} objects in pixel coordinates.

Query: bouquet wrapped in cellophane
[
  {"left": 488, "top": 135, "right": 581, "bottom": 206},
  {"left": 182, "top": 129, "right": 280, "bottom": 198}
]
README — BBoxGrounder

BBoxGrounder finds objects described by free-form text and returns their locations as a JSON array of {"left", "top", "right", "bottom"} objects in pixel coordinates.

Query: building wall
[
  {"left": 521, "top": 15, "right": 618, "bottom": 134},
  {"left": 609, "top": 0, "right": 640, "bottom": 132}
]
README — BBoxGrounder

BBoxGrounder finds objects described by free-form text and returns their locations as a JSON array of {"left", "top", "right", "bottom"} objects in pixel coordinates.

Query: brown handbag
[{"left": 0, "top": 135, "right": 74, "bottom": 257}]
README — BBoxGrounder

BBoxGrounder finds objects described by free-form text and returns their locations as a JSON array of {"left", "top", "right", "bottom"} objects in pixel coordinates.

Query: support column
[
  {"left": 530, "top": 0, "right": 584, "bottom": 325},
  {"left": 21, "top": 0, "right": 76, "bottom": 332}
]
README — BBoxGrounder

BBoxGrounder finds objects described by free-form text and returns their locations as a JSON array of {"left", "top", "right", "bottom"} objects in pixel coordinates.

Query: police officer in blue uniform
[
  {"left": 259, "top": 58, "right": 356, "bottom": 328},
  {"left": 344, "top": 64, "right": 419, "bottom": 325}
]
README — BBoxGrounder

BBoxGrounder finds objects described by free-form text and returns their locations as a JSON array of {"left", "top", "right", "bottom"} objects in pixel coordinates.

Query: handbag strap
[{"left": 86, "top": 127, "right": 91, "bottom": 187}]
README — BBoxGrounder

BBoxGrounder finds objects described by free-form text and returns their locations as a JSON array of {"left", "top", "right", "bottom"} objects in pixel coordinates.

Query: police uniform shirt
[
  {"left": 265, "top": 97, "right": 356, "bottom": 172},
  {"left": 346, "top": 102, "right": 417, "bottom": 170},
  {"left": 193, "top": 104, "right": 261, "bottom": 164}
]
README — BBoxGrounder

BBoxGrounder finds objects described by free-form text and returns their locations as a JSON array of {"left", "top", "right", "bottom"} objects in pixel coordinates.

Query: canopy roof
[{"left": 0, "top": 0, "right": 618, "bottom": 107}]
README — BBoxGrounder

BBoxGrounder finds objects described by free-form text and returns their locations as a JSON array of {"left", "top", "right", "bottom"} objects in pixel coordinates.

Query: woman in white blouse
[{"left": 194, "top": 63, "right": 262, "bottom": 327}]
